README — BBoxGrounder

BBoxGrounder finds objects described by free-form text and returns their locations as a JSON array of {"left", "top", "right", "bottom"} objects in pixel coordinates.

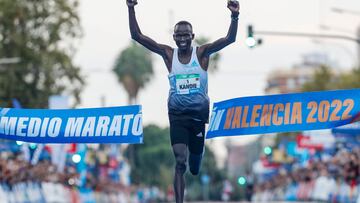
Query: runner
[{"left": 126, "top": 0, "right": 239, "bottom": 202}]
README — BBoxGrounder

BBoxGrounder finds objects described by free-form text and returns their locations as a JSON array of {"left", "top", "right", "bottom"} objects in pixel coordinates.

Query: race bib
[{"left": 175, "top": 74, "right": 200, "bottom": 95}]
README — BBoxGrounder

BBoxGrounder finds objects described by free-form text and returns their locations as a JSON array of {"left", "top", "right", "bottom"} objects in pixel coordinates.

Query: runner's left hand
[{"left": 227, "top": 0, "right": 240, "bottom": 13}]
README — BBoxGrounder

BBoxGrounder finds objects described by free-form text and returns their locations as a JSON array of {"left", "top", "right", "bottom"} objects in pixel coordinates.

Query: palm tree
[
  {"left": 113, "top": 42, "right": 153, "bottom": 167},
  {"left": 113, "top": 42, "right": 154, "bottom": 105}
]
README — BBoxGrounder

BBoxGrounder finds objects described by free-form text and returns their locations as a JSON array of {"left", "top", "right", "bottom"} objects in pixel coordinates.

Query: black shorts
[{"left": 170, "top": 119, "right": 205, "bottom": 155}]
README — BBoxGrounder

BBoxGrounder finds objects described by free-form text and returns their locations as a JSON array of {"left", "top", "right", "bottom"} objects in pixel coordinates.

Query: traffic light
[
  {"left": 246, "top": 25, "right": 256, "bottom": 48},
  {"left": 238, "top": 176, "right": 247, "bottom": 185},
  {"left": 263, "top": 146, "right": 272, "bottom": 155}
]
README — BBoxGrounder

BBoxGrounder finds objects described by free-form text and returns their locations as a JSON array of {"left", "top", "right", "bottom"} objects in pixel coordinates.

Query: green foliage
[
  {"left": 195, "top": 36, "right": 220, "bottom": 73},
  {"left": 113, "top": 42, "right": 153, "bottom": 104},
  {"left": 336, "top": 68, "right": 360, "bottom": 89},
  {"left": 301, "top": 65, "right": 336, "bottom": 92},
  {"left": 0, "top": 0, "right": 84, "bottom": 108},
  {"left": 126, "top": 124, "right": 173, "bottom": 190},
  {"left": 199, "top": 145, "right": 225, "bottom": 183},
  {"left": 302, "top": 65, "right": 360, "bottom": 92},
  {"left": 186, "top": 181, "right": 202, "bottom": 200},
  {"left": 185, "top": 145, "right": 226, "bottom": 200}
]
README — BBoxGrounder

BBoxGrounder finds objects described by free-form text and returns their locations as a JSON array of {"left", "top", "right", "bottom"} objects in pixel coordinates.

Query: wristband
[
  {"left": 231, "top": 12, "right": 239, "bottom": 17},
  {"left": 231, "top": 12, "right": 239, "bottom": 21}
]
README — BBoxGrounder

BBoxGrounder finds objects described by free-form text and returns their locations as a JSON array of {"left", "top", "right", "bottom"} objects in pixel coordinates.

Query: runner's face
[{"left": 173, "top": 24, "right": 193, "bottom": 51}]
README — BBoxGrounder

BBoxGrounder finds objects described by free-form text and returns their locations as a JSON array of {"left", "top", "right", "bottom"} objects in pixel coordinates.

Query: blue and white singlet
[{"left": 167, "top": 46, "right": 210, "bottom": 122}]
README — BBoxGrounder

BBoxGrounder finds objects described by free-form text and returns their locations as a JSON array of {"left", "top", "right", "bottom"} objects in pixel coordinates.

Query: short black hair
[{"left": 174, "top": 21, "right": 193, "bottom": 31}]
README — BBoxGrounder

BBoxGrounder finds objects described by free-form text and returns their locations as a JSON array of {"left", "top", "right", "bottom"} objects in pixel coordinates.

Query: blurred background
[{"left": 0, "top": 0, "right": 359, "bottom": 202}]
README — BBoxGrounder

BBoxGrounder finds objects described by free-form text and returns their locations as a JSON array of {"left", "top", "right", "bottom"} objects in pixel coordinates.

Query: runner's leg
[
  {"left": 188, "top": 121, "right": 205, "bottom": 175},
  {"left": 172, "top": 143, "right": 187, "bottom": 203}
]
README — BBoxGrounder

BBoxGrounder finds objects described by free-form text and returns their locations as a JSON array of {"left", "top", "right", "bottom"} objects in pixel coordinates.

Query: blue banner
[
  {"left": 332, "top": 122, "right": 360, "bottom": 135},
  {"left": 207, "top": 89, "right": 360, "bottom": 139},
  {"left": 0, "top": 106, "right": 143, "bottom": 144}
]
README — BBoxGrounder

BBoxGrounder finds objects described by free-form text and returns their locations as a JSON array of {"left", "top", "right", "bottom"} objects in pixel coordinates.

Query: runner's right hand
[{"left": 127, "top": 0, "right": 138, "bottom": 7}]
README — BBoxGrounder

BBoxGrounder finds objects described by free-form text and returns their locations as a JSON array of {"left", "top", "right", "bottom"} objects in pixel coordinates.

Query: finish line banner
[
  {"left": 207, "top": 89, "right": 360, "bottom": 139},
  {"left": 0, "top": 106, "right": 143, "bottom": 144}
]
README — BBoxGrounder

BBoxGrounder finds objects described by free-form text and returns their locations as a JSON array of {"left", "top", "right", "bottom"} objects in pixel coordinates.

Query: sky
[{"left": 73, "top": 0, "right": 360, "bottom": 162}]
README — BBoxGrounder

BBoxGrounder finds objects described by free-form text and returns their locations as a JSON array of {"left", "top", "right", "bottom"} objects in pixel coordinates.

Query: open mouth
[{"left": 179, "top": 42, "right": 187, "bottom": 47}]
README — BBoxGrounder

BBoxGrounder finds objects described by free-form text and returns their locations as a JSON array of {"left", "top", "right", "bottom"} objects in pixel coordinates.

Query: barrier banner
[
  {"left": 332, "top": 122, "right": 360, "bottom": 135},
  {"left": 207, "top": 89, "right": 360, "bottom": 139},
  {"left": 0, "top": 106, "right": 143, "bottom": 144}
]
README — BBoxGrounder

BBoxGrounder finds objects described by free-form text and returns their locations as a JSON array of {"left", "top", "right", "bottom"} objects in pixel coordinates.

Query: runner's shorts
[{"left": 170, "top": 119, "right": 205, "bottom": 155}]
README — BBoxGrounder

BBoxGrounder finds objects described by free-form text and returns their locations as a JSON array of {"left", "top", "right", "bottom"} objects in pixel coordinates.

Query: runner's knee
[{"left": 175, "top": 154, "right": 187, "bottom": 174}]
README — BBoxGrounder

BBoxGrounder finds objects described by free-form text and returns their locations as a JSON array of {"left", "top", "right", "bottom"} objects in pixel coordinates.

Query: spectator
[
  {"left": 312, "top": 168, "right": 336, "bottom": 202},
  {"left": 252, "top": 146, "right": 360, "bottom": 203}
]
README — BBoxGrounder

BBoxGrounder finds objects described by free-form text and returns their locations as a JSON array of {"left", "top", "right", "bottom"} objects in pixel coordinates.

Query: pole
[
  {"left": 256, "top": 31, "right": 360, "bottom": 44},
  {"left": 255, "top": 30, "right": 360, "bottom": 67},
  {"left": 357, "top": 26, "right": 360, "bottom": 68}
]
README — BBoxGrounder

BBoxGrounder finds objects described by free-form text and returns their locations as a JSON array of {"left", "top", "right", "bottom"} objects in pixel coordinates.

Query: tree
[
  {"left": 185, "top": 145, "right": 227, "bottom": 201},
  {"left": 0, "top": 0, "right": 84, "bottom": 108},
  {"left": 302, "top": 65, "right": 360, "bottom": 92},
  {"left": 195, "top": 36, "right": 221, "bottom": 73},
  {"left": 126, "top": 124, "right": 174, "bottom": 190},
  {"left": 113, "top": 42, "right": 154, "bottom": 105},
  {"left": 301, "top": 65, "right": 336, "bottom": 92},
  {"left": 336, "top": 68, "right": 360, "bottom": 89}
]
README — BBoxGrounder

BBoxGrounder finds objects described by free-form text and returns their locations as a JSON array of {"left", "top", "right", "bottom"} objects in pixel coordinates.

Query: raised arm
[
  {"left": 127, "top": 0, "right": 171, "bottom": 59},
  {"left": 199, "top": 0, "right": 240, "bottom": 57}
]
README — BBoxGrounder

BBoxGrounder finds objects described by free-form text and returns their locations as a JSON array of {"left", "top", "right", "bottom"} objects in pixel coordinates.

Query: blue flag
[
  {"left": 0, "top": 106, "right": 143, "bottom": 144},
  {"left": 207, "top": 89, "right": 360, "bottom": 139}
]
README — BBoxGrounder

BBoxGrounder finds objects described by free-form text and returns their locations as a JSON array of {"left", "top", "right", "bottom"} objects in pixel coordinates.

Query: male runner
[{"left": 126, "top": 0, "right": 239, "bottom": 202}]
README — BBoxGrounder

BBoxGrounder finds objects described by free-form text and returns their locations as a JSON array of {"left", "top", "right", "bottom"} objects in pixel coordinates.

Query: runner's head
[{"left": 173, "top": 21, "right": 194, "bottom": 51}]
